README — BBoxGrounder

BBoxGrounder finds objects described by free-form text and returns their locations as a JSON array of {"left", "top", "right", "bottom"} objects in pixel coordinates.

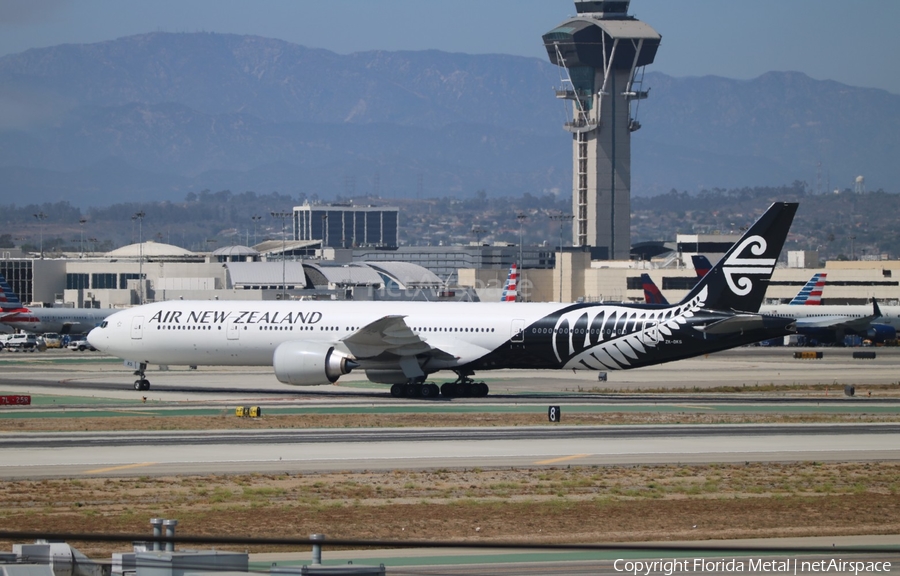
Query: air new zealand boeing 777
[{"left": 88, "top": 202, "right": 798, "bottom": 397}]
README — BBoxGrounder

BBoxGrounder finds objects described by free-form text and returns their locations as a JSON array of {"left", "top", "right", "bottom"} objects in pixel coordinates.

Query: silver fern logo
[
  {"left": 555, "top": 286, "right": 708, "bottom": 370},
  {"left": 722, "top": 235, "right": 776, "bottom": 296}
]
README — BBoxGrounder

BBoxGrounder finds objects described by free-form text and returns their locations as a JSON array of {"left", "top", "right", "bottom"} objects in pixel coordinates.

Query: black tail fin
[{"left": 679, "top": 202, "right": 798, "bottom": 313}]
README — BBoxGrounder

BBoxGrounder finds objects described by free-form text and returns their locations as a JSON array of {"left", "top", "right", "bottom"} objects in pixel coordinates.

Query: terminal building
[
  {"left": 294, "top": 203, "right": 399, "bottom": 249},
  {"left": 3, "top": 202, "right": 898, "bottom": 311}
]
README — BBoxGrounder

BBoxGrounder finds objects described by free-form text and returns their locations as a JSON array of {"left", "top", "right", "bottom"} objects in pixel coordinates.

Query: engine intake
[
  {"left": 273, "top": 341, "right": 356, "bottom": 386},
  {"left": 867, "top": 323, "right": 897, "bottom": 343}
]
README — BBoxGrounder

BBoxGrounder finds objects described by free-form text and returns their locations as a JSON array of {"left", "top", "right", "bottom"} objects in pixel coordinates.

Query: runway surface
[
  {"left": 2, "top": 347, "right": 900, "bottom": 404},
  {"left": 3, "top": 348, "right": 900, "bottom": 572},
  {"left": 2, "top": 348, "right": 900, "bottom": 480},
  {"left": 2, "top": 423, "right": 899, "bottom": 479}
]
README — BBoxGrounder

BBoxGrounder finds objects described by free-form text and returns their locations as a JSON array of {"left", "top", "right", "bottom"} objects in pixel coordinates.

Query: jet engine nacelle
[
  {"left": 273, "top": 341, "right": 355, "bottom": 385},
  {"left": 866, "top": 324, "right": 897, "bottom": 343}
]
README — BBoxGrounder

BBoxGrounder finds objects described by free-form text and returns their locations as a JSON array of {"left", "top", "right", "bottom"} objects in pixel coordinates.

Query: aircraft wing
[
  {"left": 796, "top": 300, "right": 881, "bottom": 332},
  {"left": 797, "top": 315, "right": 877, "bottom": 332},
  {"left": 0, "top": 310, "right": 27, "bottom": 321},
  {"left": 340, "top": 315, "right": 455, "bottom": 362}
]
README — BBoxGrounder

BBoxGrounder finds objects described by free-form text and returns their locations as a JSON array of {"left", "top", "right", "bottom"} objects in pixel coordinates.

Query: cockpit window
[{"left": 100, "top": 321, "right": 108, "bottom": 328}]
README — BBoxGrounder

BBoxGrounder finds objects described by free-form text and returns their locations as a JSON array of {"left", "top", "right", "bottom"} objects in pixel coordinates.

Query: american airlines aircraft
[
  {"left": 501, "top": 264, "right": 519, "bottom": 302},
  {"left": 88, "top": 202, "right": 798, "bottom": 397},
  {"left": 0, "top": 274, "right": 114, "bottom": 335},
  {"left": 689, "top": 256, "right": 891, "bottom": 341}
]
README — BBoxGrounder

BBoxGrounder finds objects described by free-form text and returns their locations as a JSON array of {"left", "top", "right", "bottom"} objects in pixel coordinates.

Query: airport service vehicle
[
  {"left": 42, "top": 333, "right": 62, "bottom": 348},
  {"left": 88, "top": 202, "right": 798, "bottom": 395},
  {"left": 67, "top": 338, "right": 97, "bottom": 352},
  {"left": 2, "top": 333, "right": 42, "bottom": 352},
  {"left": 0, "top": 274, "right": 115, "bottom": 335}
]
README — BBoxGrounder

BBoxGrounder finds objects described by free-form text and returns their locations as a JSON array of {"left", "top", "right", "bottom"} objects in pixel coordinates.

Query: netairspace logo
[{"left": 612, "top": 557, "right": 892, "bottom": 575}]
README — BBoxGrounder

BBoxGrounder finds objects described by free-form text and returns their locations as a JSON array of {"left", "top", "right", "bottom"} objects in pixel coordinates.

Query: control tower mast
[{"left": 543, "top": 0, "right": 660, "bottom": 259}]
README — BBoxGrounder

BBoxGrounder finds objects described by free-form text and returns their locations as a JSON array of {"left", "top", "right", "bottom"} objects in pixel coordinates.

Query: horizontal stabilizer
[{"left": 697, "top": 314, "right": 769, "bottom": 335}]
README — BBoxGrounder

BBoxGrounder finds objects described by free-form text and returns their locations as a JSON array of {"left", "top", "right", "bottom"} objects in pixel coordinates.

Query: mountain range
[{"left": 0, "top": 32, "right": 897, "bottom": 207}]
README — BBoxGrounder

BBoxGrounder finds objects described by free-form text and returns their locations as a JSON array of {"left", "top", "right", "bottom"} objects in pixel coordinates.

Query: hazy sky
[{"left": 2, "top": 0, "right": 899, "bottom": 94}]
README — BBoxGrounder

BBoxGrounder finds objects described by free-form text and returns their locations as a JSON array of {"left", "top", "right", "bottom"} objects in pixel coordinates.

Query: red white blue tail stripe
[
  {"left": 789, "top": 273, "right": 826, "bottom": 305},
  {"left": 501, "top": 264, "right": 518, "bottom": 302}
]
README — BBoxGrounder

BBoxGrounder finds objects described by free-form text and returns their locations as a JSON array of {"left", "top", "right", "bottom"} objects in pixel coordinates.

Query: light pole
[
  {"left": 271, "top": 211, "right": 291, "bottom": 300},
  {"left": 549, "top": 213, "right": 574, "bottom": 303},
  {"left": 251, "top": 215, "right": 262, "bottom": 246},
  {"left": 516, "top": 212, "right": 527, "bottom": 268},
  {"left": 132, "top": 211, "right": 145, "bottom": 304},
  {"left": 79, "top": 218, "right": 87, "bottom": 258},
  {"left": 471, "top": 226, "right": 487, "bottom": 245},
  {"left": 33, "top": 212, "right": 47, "bottom": 259}
]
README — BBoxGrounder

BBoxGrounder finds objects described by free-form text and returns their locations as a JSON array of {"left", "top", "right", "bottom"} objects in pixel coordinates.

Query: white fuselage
[
  {"left": 88, "top": 300, "right": 562, "bottom": 368},
  {"left": 760, "top": 303, "right": 900, "bottom": 328}
]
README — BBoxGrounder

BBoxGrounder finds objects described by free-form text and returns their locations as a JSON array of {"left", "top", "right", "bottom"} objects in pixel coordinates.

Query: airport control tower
[{"left": 543, "top": 0, "right": 660, "bottom": 259}]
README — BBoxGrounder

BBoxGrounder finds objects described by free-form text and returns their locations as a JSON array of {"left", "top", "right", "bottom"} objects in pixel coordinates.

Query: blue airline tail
[{"left": 641, "top": 274, "right": 669, "bottom": 306}]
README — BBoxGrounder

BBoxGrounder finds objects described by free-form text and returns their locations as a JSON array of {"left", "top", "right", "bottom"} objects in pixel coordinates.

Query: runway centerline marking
[
  {"left": 83, "top": 462, "right": 157, "bottom": 474},
  {"left": 533, "top": 454, "right": 590, "bottom": 465}
]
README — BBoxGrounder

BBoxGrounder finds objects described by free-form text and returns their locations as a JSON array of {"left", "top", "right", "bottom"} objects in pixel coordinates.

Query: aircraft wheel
[
  {"left": 406, "top": 383, "right": 422, "bottom": 398},
  {"left": 440, "top": 383, "right": 456, "bottom": 398},
  {"left": 390, "top": 383, "right": 405, "bottom": 398},
  {"left": 474, "top": 382, "right": 489, "bottom": 397},
  {"left": 458, "top": 382, "right": 473, "bottom": 397},
  {"left": 420, "top": 383, "right": 435, "bottom": 399},
  {"left": 134, "top": 380, "right": 143, "bottom": 391}
]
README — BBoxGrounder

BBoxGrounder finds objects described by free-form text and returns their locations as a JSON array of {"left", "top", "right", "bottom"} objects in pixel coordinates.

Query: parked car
[
  {"left": 3, "top": 333, "right": 44, "bottom": 352},
  {"left": 67, "top": 338, "right": 97, "bottom": 352},
  {"left": 42, "top": 333, "right": 62, "bottom": 348}
]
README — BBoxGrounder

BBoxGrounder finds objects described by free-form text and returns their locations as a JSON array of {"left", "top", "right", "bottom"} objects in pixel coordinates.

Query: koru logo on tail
[{"left": 722, "top": 235, "right": 776, "bottom": 296}]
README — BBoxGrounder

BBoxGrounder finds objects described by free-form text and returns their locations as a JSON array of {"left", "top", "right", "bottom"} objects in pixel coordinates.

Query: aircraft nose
[{"left": 86, "top": 327, "right": 102, "bottom": 349}]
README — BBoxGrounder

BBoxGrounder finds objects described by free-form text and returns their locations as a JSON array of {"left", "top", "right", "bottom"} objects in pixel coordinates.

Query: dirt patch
[{"left": 2, "top": 461, "right": 899, "bottom": 558}]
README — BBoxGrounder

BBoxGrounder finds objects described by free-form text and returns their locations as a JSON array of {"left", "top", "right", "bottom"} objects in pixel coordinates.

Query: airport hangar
[{"left": 1, "top": 204, "right": 897, "bottom": 310}]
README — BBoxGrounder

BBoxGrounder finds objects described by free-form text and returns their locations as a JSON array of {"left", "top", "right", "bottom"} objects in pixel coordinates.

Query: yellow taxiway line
[
  {"left": 83, "top": 462, "right": 157, "bottom": 474},
  {"left": 533, "top": 454, "right": 590, "bottom": 465}
]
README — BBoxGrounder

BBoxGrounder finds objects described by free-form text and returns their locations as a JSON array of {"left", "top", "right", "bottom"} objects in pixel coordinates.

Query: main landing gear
[
  {"left": 389, "top": 371, "right": 489, "bottom": 399},
  {"left": 133, "top": 362, "right": 150, "bottom": 391}
]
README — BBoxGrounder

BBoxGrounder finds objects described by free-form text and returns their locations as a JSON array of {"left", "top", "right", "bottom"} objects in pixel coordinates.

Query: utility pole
[
  {"left": 516, "top": 212, "right": 527, "bottom": 269},
  {"left": 79, "top": 218, "right": 87, "bottom": 258},
  {"left": 33, "top": 212, "right": 47, "bottom": 259},
  {"left": 132, "top": 211, "right": 145, "bottom": 304},
  {"left": 271, "top": 211, "right": 292, "bottom": 300},
  {"left": 251, "top": 215, "right": 262, "bottom": 246}
]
